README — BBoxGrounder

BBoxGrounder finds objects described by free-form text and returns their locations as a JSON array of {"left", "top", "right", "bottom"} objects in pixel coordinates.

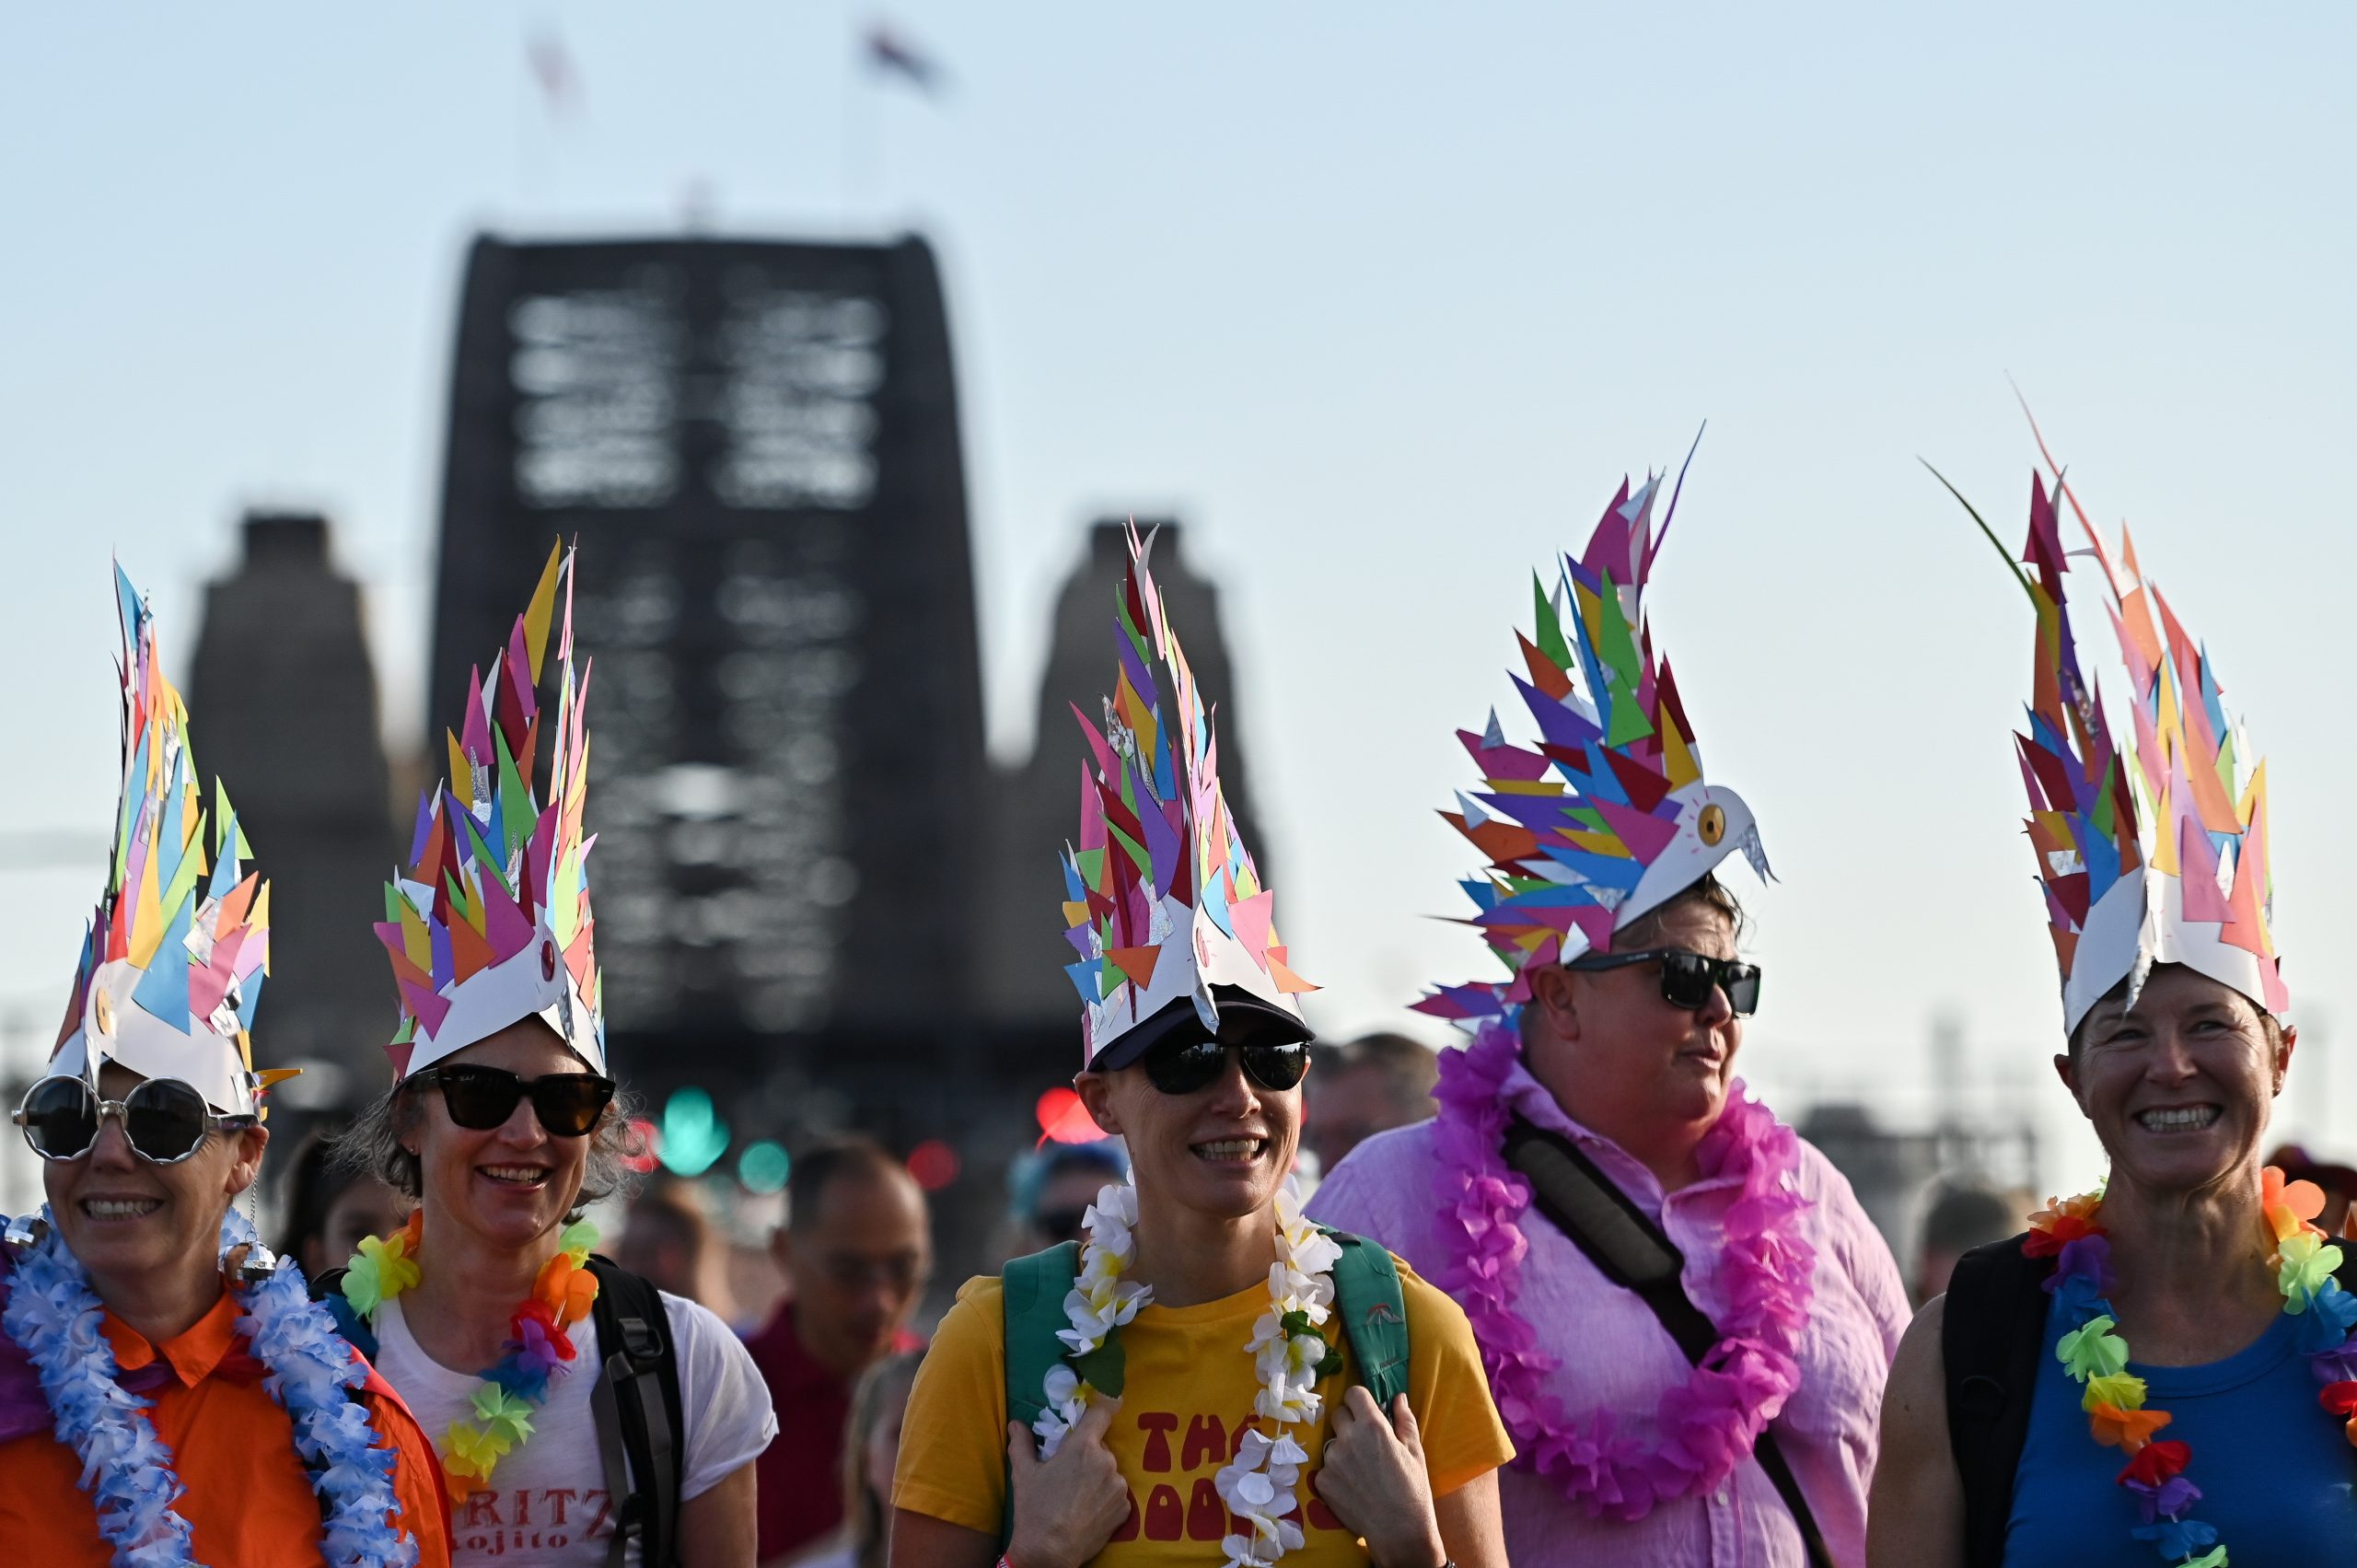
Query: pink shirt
[{"left": 1306, "top": 1057, "right": 1909, "bottom": 1568}]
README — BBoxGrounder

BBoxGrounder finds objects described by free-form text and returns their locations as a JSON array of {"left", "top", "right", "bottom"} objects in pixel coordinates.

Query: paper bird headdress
[
  {"left": 1060, "top": 526, "right": 1315, "bottom": 1072},
  {"left": 378, "top": 542, "right": 604, "bottom": 1079},
  {"left": 52, "top": 568, "right": 276, "bottom": 1117},
  {"left": 1415, "top": 469, "right": 1771, "bottom": 1031},
  {"left": 1946, "top": 458, "right": 2285, "bottom": 1034}
]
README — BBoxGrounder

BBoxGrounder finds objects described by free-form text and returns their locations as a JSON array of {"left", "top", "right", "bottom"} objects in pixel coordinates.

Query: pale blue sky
[{"left": 4, "top": 3, "right": 2353, "bottom": 1189}]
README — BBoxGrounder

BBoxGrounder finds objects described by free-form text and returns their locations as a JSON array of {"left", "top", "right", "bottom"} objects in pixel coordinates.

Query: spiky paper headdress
[
  {"left": 1415, "top": 468, "right": 1771, "bottom": 1031},
  {"left": 1943, "top": 455, "right": 2285, "bottom": 1033},
  {"left": 1060, "top": 526, "right": 1314, "bottom": 1071},
  {"left": 377, "top": 542, "right": 603, "bottom": 1077},
  {"left": 52, "top": 568, "right": 276, "bottom": 1116}
]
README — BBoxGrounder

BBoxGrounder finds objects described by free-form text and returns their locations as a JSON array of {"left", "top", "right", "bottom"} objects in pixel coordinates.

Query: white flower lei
[{"left": 1033, "top": 1179, "right": 1343, "bottom": 1568}]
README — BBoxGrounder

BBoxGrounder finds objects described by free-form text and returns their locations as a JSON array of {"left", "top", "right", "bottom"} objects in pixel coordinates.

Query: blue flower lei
[{"left": 0, "top": 1206, "right": 420, "bottom": 1568}]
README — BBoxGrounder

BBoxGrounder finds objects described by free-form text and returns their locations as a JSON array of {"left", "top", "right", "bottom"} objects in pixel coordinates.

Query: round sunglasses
[
  {"left": 1562, "top": 947, "right": 1762, "bottom": 1016},
  {"left": 1140, "top": 1035, "right": 1310, "bottom": 1097},
  {"left": 14, "top": 1074, "right": 257, "bottom": 1166},
  {"left": 408, "top": 1064, "right": 616, "bottom": 1137}
]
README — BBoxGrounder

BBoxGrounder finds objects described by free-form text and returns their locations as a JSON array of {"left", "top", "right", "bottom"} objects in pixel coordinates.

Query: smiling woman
[
  {"left": 1868, "top": 457, "right": 2357, "bottom": 1568},
  {"left": 328, "top": 544, "right": 776, "bottom": 1568},
  {"left": 0, "top": 566, "right": 450, "bottom": 1568},
  {"left": 888, "top": 527, "right": 1513, "bottom": 1568}
]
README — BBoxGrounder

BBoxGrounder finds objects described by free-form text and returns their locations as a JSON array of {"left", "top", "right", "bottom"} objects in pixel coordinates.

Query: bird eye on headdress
[{"left": 1699, "top": 804, "right": 1726, "bottom": 846}]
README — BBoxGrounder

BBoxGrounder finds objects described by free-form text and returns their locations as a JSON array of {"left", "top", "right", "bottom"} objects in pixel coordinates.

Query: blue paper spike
[
  {"left": 207, "top": 812, "right": 241, "bottom": 901},
  {"left": 407, "top": 790, "right": 435, "bottom": 867},
  {"left": 236, "top": 965, "right": 265, "bottom": 1029},
  {"left": 1064, "top": 959, "right": 1100, "bottom": 1004},
  {"left": 113, "top": 563, "right": 144, "bottom": 646},
  {"left": 1577, "top": 741, "right": 1632, "bottom": 807},
  {"left": 1061, "top": 853, "right": 1086, "bottom": 903},
  {"left": 1536, "top": 845, "right": 1648, "bottom": 891},
  {"left": 131, "top": 894, "right": 196, "bottom": 1029}
]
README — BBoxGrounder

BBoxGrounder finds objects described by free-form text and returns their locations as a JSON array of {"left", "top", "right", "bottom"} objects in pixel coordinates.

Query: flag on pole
[
  {"left": 864, "top": 19, "right": 946, "bottom": 97},
  {"left": 527, "top": 29, "right": 582, "bottom": 117}
]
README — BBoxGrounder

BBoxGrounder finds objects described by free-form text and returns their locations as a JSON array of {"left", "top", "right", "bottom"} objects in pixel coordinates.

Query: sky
[{"left": 3, "top": 3, "right": 2354, "bottom": 1194}]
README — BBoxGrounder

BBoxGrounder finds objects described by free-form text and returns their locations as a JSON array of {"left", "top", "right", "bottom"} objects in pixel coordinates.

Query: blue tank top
[{"left": 2003, "top": 1305, "right": 2357, "bottom": 1564}]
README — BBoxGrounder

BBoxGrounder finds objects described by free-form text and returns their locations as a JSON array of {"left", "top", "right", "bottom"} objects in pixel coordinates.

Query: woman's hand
[
  {"left": 1313, "top": 1388, "right": 1446, "bottom": 1568},
  {"left": 1005, "top": 1396, "right": 1130, "bottom": 1568}
]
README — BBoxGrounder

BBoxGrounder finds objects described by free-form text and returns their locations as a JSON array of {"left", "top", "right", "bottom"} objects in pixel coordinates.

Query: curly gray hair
[{"left": 331, "top": 1077, "right": 646, "bottom": 1223}]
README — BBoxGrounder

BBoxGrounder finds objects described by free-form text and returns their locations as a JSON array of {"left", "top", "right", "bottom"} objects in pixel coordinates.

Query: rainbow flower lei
[
  {"left": 1429, "top": 1019, "right": 1817, "bottom": 1520},
  {"left": 2027, "top": 1167, "right": 2357, "bottom": 1565},
  {"left": 338, "top": 1212, "right": 600, "bottom": 1485},
  {"left": 0, "top": 1206, "right": 418, "bottom": 1568}
]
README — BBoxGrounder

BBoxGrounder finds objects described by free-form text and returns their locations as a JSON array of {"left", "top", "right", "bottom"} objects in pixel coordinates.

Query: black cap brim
[{"left": 1084, "top": 986, "right": 1314, "bottom": 1074}]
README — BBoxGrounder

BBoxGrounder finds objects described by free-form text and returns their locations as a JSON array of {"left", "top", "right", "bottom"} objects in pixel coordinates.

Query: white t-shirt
[{"left": 372, "top": 1289, "right": 777, "bottom": 1568}]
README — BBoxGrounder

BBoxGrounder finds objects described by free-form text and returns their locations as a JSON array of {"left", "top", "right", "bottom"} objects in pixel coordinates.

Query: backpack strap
[
  {"left": 307, "top": 1266, "right": 380, "bottom": 1363},
  {"left": 1000, "top": 1241, "right": 1085, "bottom": 1551},
  {"left": 1323, "top": 1230, "right": 1411, "bottom": 1411},
  {"left": 586, "top": 1256, "right": 685, "bottom": 1568},
  {"left": 1942, "top": 1235, "right": 2052, "bottom": 1568}
]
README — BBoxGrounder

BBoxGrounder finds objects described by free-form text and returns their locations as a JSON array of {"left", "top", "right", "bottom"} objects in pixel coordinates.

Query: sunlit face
[
  {"left": 2059, "top": 964, "right": 2293, "bottom": 1195},
  {"left": 43, "top": 1062, "right": 266, "bottom": 1295},
  {"left": 1526, "top": 896, "right": 1743, "bottom": 1132},
  {"left": 1076, "top": 1032, "right": 1305, "bottom": 1225},
  {"left": 403, "top": 1018, "right": 594, "bottom": 1253}
]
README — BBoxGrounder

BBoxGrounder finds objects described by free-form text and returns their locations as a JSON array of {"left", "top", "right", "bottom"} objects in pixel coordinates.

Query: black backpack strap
[
  {"left": 586, "top": 1256, "right": 685, "bottom": 1568},
  {"left": 1941, "top": 1235, "right": 2052, "bottom": 1568},
  {"left": 307, "top": 1266, "right": 381, "bottom": 1363},
  {"left": 1501, "top": 1114, "right": 1833, "bottom": 1568}
]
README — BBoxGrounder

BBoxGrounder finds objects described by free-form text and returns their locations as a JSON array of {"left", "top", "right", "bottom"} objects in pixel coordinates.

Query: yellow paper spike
[
  {"left": 447, "top": 730, "right": 473, "bottom": 810},
  {"left": 522, "top": 541, "right": 563, "bottom": 683},
  {"left": 1659, "top": 705, "right": 1701, "bottom": 790},
  {"left": 129, "top": 823, "right": 167, "bottom": 967},
  {"left": 399, "top": 898, "right": 432, "bottom": 972}
]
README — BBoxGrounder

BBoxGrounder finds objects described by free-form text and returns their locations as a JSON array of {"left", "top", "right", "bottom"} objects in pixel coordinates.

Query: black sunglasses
[
  {"left": 410, "top": 1065, "right": 617, "bottom": 1137},
  {"left": 1562, "top": 947, "right": 1762, "bottom": 1017},
  {"left": 14, "top": 1074, "right": 256, "bottom": 1166},
  {"left": 1140, "top": 1035, "right": 1310, "bottom": 1097}
]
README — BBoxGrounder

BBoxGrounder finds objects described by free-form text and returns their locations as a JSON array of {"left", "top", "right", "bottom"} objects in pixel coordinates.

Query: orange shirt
[{"left": 0, "top": 1287, "right": 453, "bottom": 1568}]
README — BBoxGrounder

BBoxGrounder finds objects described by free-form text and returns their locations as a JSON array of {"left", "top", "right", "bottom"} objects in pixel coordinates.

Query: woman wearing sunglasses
[
  {"left": 1308, "top": 473, "right": 1910, "bottom": 1568},
  {"left": 2, "top": 571, "right": 450, "bottom": 1567},
  {"left": 891, "top": 530, "right": 1513, "bottom": 1568},
  {"left": 1869, "top": 467, "right": 2357, "bottom": 1566},
  {"left": 331, "top": 546, "right": 775, "bottom": 1568}
]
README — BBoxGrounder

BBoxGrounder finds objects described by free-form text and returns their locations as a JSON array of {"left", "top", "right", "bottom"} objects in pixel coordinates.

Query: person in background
[
  {"left": 748, "top": 1137, "right": 931, "bottom": 1564},
  {"left": 785, "top": 1351, "right": 923, "bottom": 1568},
  {"left": 1908, "top": 1179, "right": 2028, "bottom": 1308},
  {"left": 1011, "top": 1139, "right": 1129, "bottom": 1251},
  {"left": 1304, "top": 1031, "right": 1440, "bottom": 1179},
  {"left": 620, "top": 1181, "right": 740, "bottom": 1320},
  {"left": 2266, "top": 1142, "right": 2357, "bottom": 1237},
  {"left": 275, "top": 1122, "right": 407, "bottom": 1282}
]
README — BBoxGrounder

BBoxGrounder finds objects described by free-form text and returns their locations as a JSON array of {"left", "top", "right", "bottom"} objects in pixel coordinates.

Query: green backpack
[{"left": 998, "top": 1226, "right": 1411, "bottom": 1541}]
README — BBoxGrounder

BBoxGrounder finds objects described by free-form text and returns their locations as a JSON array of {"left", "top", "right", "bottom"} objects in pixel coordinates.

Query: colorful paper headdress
[
  {"left": 52, "top": 568, "right": 275, "bottom": 1117},
  {"left": 1945, "top": 457, "right": 2285, "bottom": 1033},
  {"left": 1415, "top": 469, "right": 1771, "bottom": 1031},
  {"left": 1060, "top": 526, "right": 1315, "bottom": 1072},
  {"left": 378, "top": 542, "right": 604, "bottom": 1078}
]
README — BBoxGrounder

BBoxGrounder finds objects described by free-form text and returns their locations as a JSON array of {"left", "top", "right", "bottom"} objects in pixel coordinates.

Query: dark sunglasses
[
  {"left": 1140, "top": 1035, "right": 1310, "bottom": 1097},
  {"left": 1562, "top": 947, "right": 1762, "bottom": 1017},
  {"left": 410, "top": 1064, "right": 617, "bottom": 1137},
  {"left": 14, "top": 1074, "right": 256, "bottom": 1166}
]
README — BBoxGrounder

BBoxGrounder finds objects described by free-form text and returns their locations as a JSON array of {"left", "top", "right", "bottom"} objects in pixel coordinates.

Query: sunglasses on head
[
  {"left": 1139, "top": 1034, "right": 1310, "bottom": 1097},
  {"left": 1562, "top": 947, "right": 1762, "bottom": 1017},
  {"left": 14, "top": 1074, "right": 256, "bottom": 1166},
  {"left": 409, "top": 1065, "right": 616, "bottom": 1137}
]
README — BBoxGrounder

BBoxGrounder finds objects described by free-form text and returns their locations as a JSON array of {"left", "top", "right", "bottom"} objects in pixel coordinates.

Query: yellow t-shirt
[{"left": 893, "top": 1251, "right": 1513, "bottom": 1563}]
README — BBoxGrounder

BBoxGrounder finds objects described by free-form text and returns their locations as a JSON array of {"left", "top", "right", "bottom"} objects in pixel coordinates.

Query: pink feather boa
[{"left": 1431, "top": 1021, "right": 1817, "bottom": 1520}]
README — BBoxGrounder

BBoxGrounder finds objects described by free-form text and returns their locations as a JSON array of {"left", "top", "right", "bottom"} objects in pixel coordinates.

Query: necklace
[
  {"left": 1428, "top": 1019, "right": 1817, "bottom": 1519},
  {"left": 2029, "top": 1167, "right": 2357, "bottom": 1566},
  {"left": 0, "top": 1206, "right": 419, "bottom": 1568},
  {"left": 1038, "top": 1179, "right": 1342, "bottom": 1568},
  {"left": 339, "top": 1211, "right": 600, "bottom": 1485}
]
